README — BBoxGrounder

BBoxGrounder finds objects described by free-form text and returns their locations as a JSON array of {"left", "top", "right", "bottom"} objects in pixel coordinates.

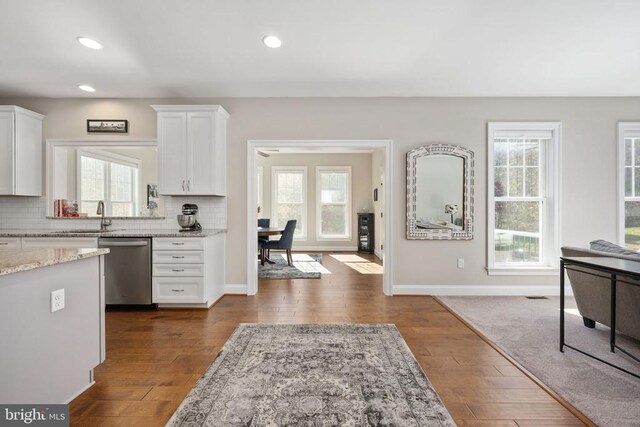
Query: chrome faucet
[{"left": 96, "top": 201, "right": 112, "bottom": 232}]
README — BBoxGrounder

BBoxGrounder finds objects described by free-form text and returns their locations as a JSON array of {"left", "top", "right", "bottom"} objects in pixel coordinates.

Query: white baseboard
[
  {"left": 224, "top": 284, "right": 248, "bottom": 294},
  {"left": 290, "top": 246, "right": 358, "bottom": 252},
  {"left": 158, "top": 303, "right": 210, "bottom": 309},
  {"left": 393, "top": 284, "right": 573, "bottom": 296},
  {"left": 374, "top": 248, "right": 383, "bottom": 260}
]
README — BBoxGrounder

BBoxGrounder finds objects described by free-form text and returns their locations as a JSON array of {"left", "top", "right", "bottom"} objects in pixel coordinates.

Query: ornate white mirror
[{"left": 406, "top": 144, "right": 474, "bottom": 240}]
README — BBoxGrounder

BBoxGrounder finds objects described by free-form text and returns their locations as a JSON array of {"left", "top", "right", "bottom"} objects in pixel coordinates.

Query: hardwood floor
[{"left": 70, "top": 251, "right": 587, "bottom": 426}]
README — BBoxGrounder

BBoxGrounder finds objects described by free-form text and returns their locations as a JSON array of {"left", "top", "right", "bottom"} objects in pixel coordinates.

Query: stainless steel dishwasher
[{"left": 98, "top": 237, "right": 155, "bottom": 307}]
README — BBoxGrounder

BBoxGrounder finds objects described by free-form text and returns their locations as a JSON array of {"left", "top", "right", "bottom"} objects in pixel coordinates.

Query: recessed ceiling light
[
  {"left": 77, "top": 37, "right": 103, "bottom": 50},
  {"left": 262, "top": 35, "right": 282, "bottom": 49},
  {"left": 78, "top": 85, "right": 96, "bottom": 93}
]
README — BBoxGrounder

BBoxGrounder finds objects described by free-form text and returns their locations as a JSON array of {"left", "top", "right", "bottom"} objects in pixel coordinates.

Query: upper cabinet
[
  {"left": 0, "top": 106, "right": 45, "bottom": 196},
  {"left": 152, "top": 105, "right": 229, "bottom": 196}
]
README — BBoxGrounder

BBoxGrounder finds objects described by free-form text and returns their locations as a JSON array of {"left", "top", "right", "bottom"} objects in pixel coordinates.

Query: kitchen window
[
  {"left": 316, "top": 167, "right": 351, "bottom": 239},
  {"left": 78, "top": 150, "right": 140, "bottom": 217},
  {"left": 487, "top": 122, "right": 561, "bottom": 275},
  {"left": 272, "top": 166, "right": 307, "bottom": 239}
]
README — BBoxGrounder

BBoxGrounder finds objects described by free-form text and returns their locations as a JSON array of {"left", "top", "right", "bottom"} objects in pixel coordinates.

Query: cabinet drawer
[
  {"left": 153, "top": 263, "right": 204, "bottom": 277},
  {"left": 0, "top": 237, "right": 21, "bottom": 249},
  {"left": 22, "top": 237, "right": 98, "bottom": 249},
  {"left": 153, "top": 277, "right": 204, "bottom": 303},
  {"left": 153, "top": 238, "right": 204, "bottom": 251},
  {"left": 152, "top": 250, "right": 204, "bottom": 264}
]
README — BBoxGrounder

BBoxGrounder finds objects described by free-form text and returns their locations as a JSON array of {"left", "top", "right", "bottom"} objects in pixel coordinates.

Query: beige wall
[
  {"left": 256, "top": 152, "right": 373, "bottom": 249},
  {"left": 1, "top": 97, "right": 638, "bottom": 291}
]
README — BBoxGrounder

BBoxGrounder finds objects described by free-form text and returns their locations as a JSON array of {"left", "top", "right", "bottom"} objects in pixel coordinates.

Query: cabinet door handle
[
  {"left": 172, "top": 242, "right": 185, "bottom": 245},
  {"left": 171, "top": 269, "right": 185, "bottom": 272},
  {"left": 0, "top": 242, "right": 8, "bottom": 245},
  {"left": 171, "top": 289, "right": 185, "bottom": 292},
  {"left": 172, "top": 256, "right": 185, "bottom": 259},
  {"left": 187, "top": 180, "right": 190, "bottom": 192},
  {"left": 182, "top": 180, "right": 185, "bottom": 191}
]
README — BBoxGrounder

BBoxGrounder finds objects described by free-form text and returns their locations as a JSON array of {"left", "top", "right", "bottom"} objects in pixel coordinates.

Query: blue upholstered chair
[
  {"left": 257, "top": 218, "right": 270, "bottom": 262},
  {"left": 260, "top": 219, "right": 297, "bottom": 266},
  {"left": 258, "top": 218, "right": 270, "bottom": 243}
]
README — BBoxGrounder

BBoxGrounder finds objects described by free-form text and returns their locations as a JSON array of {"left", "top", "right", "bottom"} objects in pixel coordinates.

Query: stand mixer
[{"left": 177, "top": 203, "right": 202, "bottom": 232}]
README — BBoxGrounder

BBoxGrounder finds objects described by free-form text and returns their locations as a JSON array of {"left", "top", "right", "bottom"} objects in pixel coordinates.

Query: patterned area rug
[
  {"left": 258, "top": 253, "right": 323, "bottom": 279},
  {"left": 167, "top": 324, "right": 455, "bottom": 426}
]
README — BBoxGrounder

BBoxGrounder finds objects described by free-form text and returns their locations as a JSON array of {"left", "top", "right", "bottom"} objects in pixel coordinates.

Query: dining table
[{"left": 258, "top": 227, "right": 284, "bottom": 265}]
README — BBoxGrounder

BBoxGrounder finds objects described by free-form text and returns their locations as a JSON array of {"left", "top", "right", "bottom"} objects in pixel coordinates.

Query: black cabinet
[{"left": 357, "top": 213, "right": 375, "bottom": 253}]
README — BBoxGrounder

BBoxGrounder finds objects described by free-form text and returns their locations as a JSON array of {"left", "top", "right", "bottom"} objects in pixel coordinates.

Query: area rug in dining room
[
  {"left": 258, "top": 253, "right": 324, "bottom": 279},
  {"left": 167, "top": 324, "right": 455, "bottom": 426}
]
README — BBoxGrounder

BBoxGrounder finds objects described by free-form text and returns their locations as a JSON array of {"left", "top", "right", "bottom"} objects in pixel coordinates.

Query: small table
[
  {"left": 258, "top": 227, "right": 283, "bottom": 265},
  {"left": 560, "top": 256, "right": 640, "bottom": 379}
]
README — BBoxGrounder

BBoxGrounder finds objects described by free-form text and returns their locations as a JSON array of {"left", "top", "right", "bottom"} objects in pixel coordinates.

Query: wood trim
[{"left": 433, "top": 296, "right": 596, "bottom": 427}]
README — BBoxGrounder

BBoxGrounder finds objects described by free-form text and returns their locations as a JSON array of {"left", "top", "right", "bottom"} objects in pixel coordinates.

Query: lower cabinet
[
  {"left": 0, "top": 237, "right": 21, "bottom": 249},
  {"left": 152, "top": 235, "right": 224, "bottom": 306},
  {"left": 21, "top": 237, "right": 98, "bottom": 249},
  {"left": 152, "top": 277, "right": 205, "bottom": 303}
]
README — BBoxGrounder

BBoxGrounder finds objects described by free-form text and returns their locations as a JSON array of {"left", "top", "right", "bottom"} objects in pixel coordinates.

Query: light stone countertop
[
  {"left": 0, "top": 248, "right": 110, "bottom": 276},
  {"left": 0, "top": 229, "right": 227, "bottom": 238}
]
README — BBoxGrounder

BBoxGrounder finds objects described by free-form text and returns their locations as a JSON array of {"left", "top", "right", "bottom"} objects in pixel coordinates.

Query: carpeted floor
[
  {"left": 439, "top": 296, "right": 640, "bottom": 427},
  {"left": 258, "top": 253, "right": 325, "bottom": 279},
  {"left": 167, "top": 324, "right": 455, "bottom": 426}
]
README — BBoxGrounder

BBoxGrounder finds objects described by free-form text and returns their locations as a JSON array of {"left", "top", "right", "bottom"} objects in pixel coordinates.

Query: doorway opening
[{"left": 246, "top": 140, "right": 393, "bottom": 295}]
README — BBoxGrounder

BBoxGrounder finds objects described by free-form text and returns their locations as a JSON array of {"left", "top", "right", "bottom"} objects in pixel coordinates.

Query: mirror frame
[
  {"left": 406, "top": 144, "right": 474, "bottom": 240},
  {"left": 45, "top": 139, "right": 164, "bottom": 219}
]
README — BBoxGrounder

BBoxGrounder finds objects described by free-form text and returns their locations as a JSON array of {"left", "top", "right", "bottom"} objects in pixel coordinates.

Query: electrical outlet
[
  {"left": 457, "top": 258, "right": 465, "bottom": 268},
  {"left": 51, "top": 289, "right": 65, "bottom": 313}
]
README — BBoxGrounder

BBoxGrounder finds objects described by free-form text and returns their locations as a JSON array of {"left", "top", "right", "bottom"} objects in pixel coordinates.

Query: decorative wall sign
[{"left": 87, "top": 119, "right": 128, "bottom": 133}]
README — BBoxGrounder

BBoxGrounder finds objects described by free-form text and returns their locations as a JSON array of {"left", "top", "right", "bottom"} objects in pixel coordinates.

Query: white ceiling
[{"left": 2, "top": 0, "right": 640, "bottom": 98}]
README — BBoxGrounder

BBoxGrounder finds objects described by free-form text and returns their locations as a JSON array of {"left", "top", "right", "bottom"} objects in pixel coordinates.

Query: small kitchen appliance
[{"left": 178, "top": 203, "right": 202, "bottom": 231}]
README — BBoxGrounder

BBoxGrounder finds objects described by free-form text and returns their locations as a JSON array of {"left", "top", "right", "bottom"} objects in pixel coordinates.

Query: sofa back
[{"left": 561, "top": 245, "right": 640, "bottom": 340}]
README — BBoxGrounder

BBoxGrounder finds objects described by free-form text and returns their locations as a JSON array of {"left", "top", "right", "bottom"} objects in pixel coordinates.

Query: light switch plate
[{"left": 51, "top": 288, "right": 65, "bottom": 312}]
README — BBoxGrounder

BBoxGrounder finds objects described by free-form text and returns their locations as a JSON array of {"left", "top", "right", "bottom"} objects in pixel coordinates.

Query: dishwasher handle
[{"left": 99, "top": 241, "right": 149, "bottom": 247}]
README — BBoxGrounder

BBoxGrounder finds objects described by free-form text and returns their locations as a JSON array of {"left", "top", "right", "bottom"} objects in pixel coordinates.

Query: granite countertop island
[
  {"left": 0, "top": 228, "right": 227, "bottom": 238},
  {"left": 0, "top": 246, "right": 109, "bottom": 403},
  {"left": 0, "top": 247, "right": 110, "bottom": 276}
]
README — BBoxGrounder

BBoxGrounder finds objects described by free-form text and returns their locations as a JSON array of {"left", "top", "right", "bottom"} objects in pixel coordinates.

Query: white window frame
[
  {"left": 271, "top": 166, "right": 307, "bottom": 240},
  {"left": 77, "top": 149, "right": 141, "bottom": 217},
  {"left": 487, "top": 122, "right": 561, "bottom": 275},
  {"left": 617, "top": 122, "right": 640, "bottom": 246},
  {"left": 316, "top": 166, "right": 352, "bottom": 240}
]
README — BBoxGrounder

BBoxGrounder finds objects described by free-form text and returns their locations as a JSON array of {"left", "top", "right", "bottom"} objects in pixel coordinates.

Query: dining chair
[
  {"left": 260, "top": 219, "right": 297, "bottom": 266},
  {"left": 257, "top": 218, "right": 270, "bottom": 261}
]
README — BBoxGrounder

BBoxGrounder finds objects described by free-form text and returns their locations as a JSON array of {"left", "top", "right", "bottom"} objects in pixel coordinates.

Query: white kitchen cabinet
[
  {"left": 22, "top": 237, "right": 98, "bottom": 249},
  {"left": 0, "top": 106, "right": 45, "bottom": 196},
  {"left": 0, "top": 238, "right": 21, "bottom": 249},
  {"left": 152, "top": 105, "right": 228, "bottom": 196},
  {"left": 152, "top": 235, "right": 225, "bottom": 306}
]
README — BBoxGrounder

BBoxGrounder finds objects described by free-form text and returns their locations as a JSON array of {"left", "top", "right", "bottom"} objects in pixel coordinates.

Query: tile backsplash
[{"left": 0, "top": 196, "right": 226, "bottom": 230}]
